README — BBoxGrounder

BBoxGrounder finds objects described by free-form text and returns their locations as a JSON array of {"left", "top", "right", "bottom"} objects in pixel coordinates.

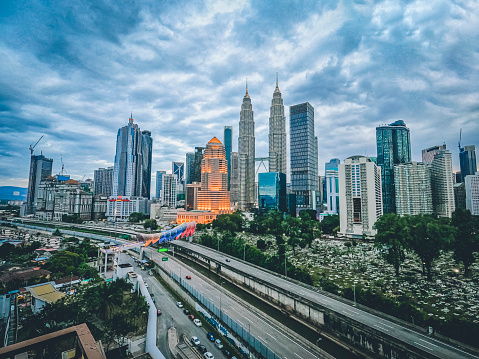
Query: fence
[{"left": 171, "top": 272, "right": 282, "bottom": 359}]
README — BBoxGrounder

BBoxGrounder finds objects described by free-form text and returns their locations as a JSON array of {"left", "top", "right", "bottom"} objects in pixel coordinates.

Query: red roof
[{"left": 208, "top": 137, "right": 222, "bottom": 144}]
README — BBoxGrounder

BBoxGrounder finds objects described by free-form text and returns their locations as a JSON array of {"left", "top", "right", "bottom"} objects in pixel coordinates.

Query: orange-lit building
[
  {"left": 196, "top": 137, "right": 232, "bottom": 214},
  {"left": 176, "top": 210, "right": 217, "bottom": 224}
]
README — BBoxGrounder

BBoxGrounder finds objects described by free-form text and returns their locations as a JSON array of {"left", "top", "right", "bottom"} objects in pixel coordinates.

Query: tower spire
[
  {"left": 276, "top": 72, "right": 278, "bottom": 87},
  {"left": 246, "top": 78, "right": 248, "bottom": 93}
]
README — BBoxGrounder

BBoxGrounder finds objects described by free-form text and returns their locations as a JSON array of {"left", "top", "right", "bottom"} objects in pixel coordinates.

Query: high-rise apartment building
[
  {"left": 376, "top": 120, "right": 411, "bottom": 214},
  {"left": 465, "top": 173, "right": 479, "bottom": 215},
  {"left": 422, "top": 144, "right": 446, "bottom": 165},
  {"left": 460, "top": 145, "right": 477, "bottom": 182},
  {"left": 26, "top": 154, "right": 53, "bottom": 215},
  {"left": 325, "top": 159, "right": 340, "bottom": 214},
  {"left": 339, "top": 156, "right": 383, "bottom": 238},
  {"left": 429, "top": 148, "right": 455, "bottom": 217},
  {"left": 224, "top": 126, "right": 233, "bottom": 190},
  {"left": 268, "top": 75, "right": 287, "bottom": 175},
  {"left": 186, "top": 152, "right": 195, "bottom": 185},
  {"left": 155, "top": 171, "right": 166, "bottom": 199},
  {"left": 290, "top": 102, "right": 317, "bottom": 211},
  {"left": 258, "top": 172, "right": 287, "bottom": 213},
  {"left": 230, "top": 152, "right": 240, "bottom": 207},
  {"left": 161, "top": 174, "right": 177, "bottom": 208},
  {"left": 112, "top": 115, "right": 152, "bottom": 199},
  {"left": 197, "top": 137, "right": 231, "bottom": 214},
  {"left": 394, "top": 162, "right": 433, "bottom": 215},
  {"left": 238, "top": 84, "right": 255, "bottom": 210},
  {"left": 93, "top": 167, "right": 113, "bottom": 197}
]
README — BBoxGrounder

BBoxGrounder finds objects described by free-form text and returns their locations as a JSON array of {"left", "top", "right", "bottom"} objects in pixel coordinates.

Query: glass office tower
[
  {"left": 376, "top": 120, "right": 411, "bottom": 214},
  {"left": 224, "top": 126, "right": 233, "bottom": 190},
  {"left": 258, "top": 172, "right": 287, "bottom": 213},
  {"left": 459, "top": 145, "right": 477, "bottom": 182},
  {"left": 290, "top": 102, "right": 317, "bottom": 210}
]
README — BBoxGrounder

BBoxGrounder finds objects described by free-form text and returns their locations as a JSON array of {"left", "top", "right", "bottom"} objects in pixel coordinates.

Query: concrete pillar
[
  {"left": 104, "top": 251, "right": 108, "bottom": 278},
  {"left": 140, "top": 246, "right": 145, "bottom": 261}
]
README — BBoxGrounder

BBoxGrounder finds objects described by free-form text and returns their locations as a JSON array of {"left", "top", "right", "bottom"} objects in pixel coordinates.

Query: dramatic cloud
[{"left": 0, "top": 0, "right": 478, "bottom": 190}]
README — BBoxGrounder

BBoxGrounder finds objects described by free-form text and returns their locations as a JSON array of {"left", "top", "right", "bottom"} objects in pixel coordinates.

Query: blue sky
[{"left": 1, "top": 0, "right": 478, "bottom": 189}]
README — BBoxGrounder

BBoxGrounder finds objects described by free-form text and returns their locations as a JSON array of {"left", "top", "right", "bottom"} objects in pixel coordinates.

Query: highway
[
  {"left": 144, "top": 246, "right": 333, "bottom": 359},
  {"left": 173, "top": 241, "right": 479, "bottom": 359}
]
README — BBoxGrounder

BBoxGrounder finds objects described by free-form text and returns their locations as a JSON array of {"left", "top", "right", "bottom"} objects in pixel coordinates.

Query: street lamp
[{"left": 242, "top": 231, "right": 246, "bottom": 261}]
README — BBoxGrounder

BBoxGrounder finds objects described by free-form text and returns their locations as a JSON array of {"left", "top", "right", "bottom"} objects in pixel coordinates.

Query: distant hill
[{"left": 0, "top": 186, "right": 27, "bottom": 201}]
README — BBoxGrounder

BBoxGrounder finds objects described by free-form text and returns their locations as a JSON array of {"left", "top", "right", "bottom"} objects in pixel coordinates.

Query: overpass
[{"left": 172, "top": 241, "right": 479, "bottom": 359}]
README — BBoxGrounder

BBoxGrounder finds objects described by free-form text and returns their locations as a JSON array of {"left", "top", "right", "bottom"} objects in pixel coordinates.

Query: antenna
[{"left": 60, "top": 154, "right": 65, "bottom": 175}]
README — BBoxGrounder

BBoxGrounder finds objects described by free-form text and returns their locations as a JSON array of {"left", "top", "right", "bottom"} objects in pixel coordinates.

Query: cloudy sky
[{"left": 1, "top": 0, "right": 478, "bottom": 190}]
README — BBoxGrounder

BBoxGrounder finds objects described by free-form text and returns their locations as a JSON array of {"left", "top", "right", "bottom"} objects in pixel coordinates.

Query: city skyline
[{"left": 1, "top": 0, "right": 479, "bottom": 188}]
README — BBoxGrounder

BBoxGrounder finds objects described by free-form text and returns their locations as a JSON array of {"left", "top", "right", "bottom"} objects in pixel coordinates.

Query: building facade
[
  {"left": 197, "top": 137, "right": 231, "bottom": 214},
  {"left": 394, "top": 162, "right": 433, "bottom": 215},
  {"left": 290, "top": 102, "right": 317, "bottom": 211},
  {"left": 230, "top": 151, "right": 240, "bottom": 207},
  {"left": 186, "top": 152, "right": 195, "bottom": 185},
  {"left": 191, "top": 147, "right": 205, "bottom": 184},
  {"left": 224, "top": 126, "right": 233, "bottom": 190},
  {"left": 339, "top": 156, "right": 383, "bottom": 238},
  {"left": 93, "top": 167, "right": 113, "bottom": 197},
  {"left": 155, "top": 171, "right": 166, "bottom": 199},
  {"left": 325, "top": 159, "right": 340, "bottom": 214},
  {"left": 106, "top": 196, "right": 150, "bottom": 221},
  {"left": 238, "top": 85, "right": 255, "bottom": 210},
  {"left": 429, "top": 148, "right": 455, "bottom": 218},
  {"left": 185, "top": 182, "right": 201, "bottom": 211},
  {"left": 376, "top": 120, "right": 411, "bottom": 214},
  {"left": 161, "top": 174, "right": 177, "bottom": 208},
  {"left": 465, "top": 173, "right": 479, "bottom": 215},
  {"left": 258, "top": 172, "right": 287, "bottom": 213},
  {"left": 268, "top": 76, "right": 287, "bottom": 175},
  {"left": 112, "top": 115, "right": 152, "bottom": 199},
  {"left": 26, "top": 154, "right": 53, "bottom": 215},
  {"left": 422, "top": 144, "right": 446, "bottom": 165},
  {"left": 460, "top": 145, "right": 477, "bottom": 182},
  {"left": 172, "top": 162, "right": 185, "bottom": 185},
  {"left": 454, "top": 182, "right": 466, "bottom": 209}
]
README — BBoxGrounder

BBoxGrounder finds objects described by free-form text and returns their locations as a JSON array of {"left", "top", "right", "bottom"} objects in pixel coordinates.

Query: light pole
[
  {"left": 217, "top": 237, "right": 221, "bottom": 252},
  {"left": 353, "top": 282, "right": 356, "bottom": 306},
  {"left": 243, "top": 231, "right": 246, "bottom": 261}
]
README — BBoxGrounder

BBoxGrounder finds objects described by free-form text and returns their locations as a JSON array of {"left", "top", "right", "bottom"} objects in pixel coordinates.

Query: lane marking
[
  {"left": 294, "top": 352, "right": 303, "bottom": 359},
  {"left": 414, "top": 342, "right": 434, "bottom": 352},
  {"left": 266, "top": 332, "right": 276, "bottom": 340},
  {"left": 418, "top": 338, "right": 438, "bottom": 347},
  {"left": 374, "top": 324, "right": 389, "bottom": 332},
  {"left": 245, "top": 317, "right": 253, "bottom": 323}
]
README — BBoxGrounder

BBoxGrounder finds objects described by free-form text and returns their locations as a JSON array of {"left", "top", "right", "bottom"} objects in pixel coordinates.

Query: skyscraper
[
  {"left": 196, "top": 137, "right": 231, "bottom": 214},
  {"left": 422, "top": 144, "right": 446, "bottom": 165},
  {"left": 465, "top": 173, "right": 479, "bottom": 215},
  {"left": 26, "top": 154, "right": 53, "bottom": 215},
  {"left": 394, "top": 162, "right": 433, "bottom": 215},
  {"left": 186, "top": 152, "right": 195, "bottom": 185},
  {"left": 224, "top": 126, "right": 233, "bottom": 190},
  {"left": 172, "top": 162, "right": 185, "bottom": 185},
  {"left": 94, "top": 167, "right": 113, "bottom": 197},
  {"left": 325, "top": 159, "right": 340, "bottom": 214},
  {"left": 268, "top": 74, "right": 287, "bottom": 175},
  {"left": 459, "top": 145, "right": 477, "bottom": 182},
  {"left": 155, "top": 171, "right": 166, "bottom": 199},
  {"left": 238, "top": 83, "right": 255, "bottom": 210},
  {"left": 192, "top": 147, "right": 205, "bottom": 184},
  {"left": 290, "top": 102, "right": 317, "bottom": 211},
  {"left": 112, "top": 115, "right": 152, "bottom": 198},
  {"left": 258, "top": 172, "right": 287, "bottom": 213},
  {"left": 161, "top": 174, "right": 177, "bottom": 208},
  {"left": 230, "top": 152, "right": 240, "bottom": 207},
  {"left": 430, "top": 148, "right": 455, "bottom": 218},
  {"left": 376, "top": 120, "right": 411, "bottom": 213},
  {"left": 339, "top": 156, "right": 383, "bottom": 238}
]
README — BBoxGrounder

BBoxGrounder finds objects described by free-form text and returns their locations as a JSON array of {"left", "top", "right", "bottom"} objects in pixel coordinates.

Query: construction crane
[
  {"left": 29, "top": 135, "right": 44, "bottom": 155},
  {"left": 458, "top": 128, "right": 462, "bottom": 150}
]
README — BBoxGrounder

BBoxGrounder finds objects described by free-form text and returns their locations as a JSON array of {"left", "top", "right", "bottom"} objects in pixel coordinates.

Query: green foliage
[
  {"left": 374, "top": 213, "right": 408, "bottom": 276},
  {"left": 128, "top": 212, "right": 147, "bottom": 223},
  {"left": 62, "top": 214, "right": 83, "bottom": 224},
  {"left": 451, "top": 208, "right": 479, "bottom": 276},
  {"left": 257, "top": 239, "right": 266, "bottom": 250},
  {"left": 143, "top": 219, "right": 158, "bottom": 231},
  {"left": 52, "top": 228, "right": 62, "bottom": 236},
  {"left": 211, "top": 211, "right": 244, "bottom": 232},
  {"left": 320, "top": 215, "right": 339, "bottom": 234},
  {"left": 45, "top": 251, "right": 82, "bottom": 279},
  {"left": 0, "top": 240, "right": 42, "bottom": 265}
]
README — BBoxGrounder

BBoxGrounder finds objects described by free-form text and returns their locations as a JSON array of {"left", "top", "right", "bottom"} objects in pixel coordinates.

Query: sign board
[
  {"left": 161, "top": 257, "right": 168, "bottom": 261},
  {"left": 158, "top": 248, "right": 168, "bottom": 252}
]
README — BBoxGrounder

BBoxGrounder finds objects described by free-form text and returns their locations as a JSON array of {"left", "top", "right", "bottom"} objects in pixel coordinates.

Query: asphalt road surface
[{"left": 172, "top": 241, "right": 479, "bottom": 359}]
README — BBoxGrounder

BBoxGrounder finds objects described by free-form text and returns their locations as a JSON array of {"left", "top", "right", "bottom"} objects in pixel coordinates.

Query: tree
[
  {"left": 143, "top": 219, "right": 158, "bottom": 231},
  {"left": 45, "top": 251, "right": 83, "bottom": 278},
  {"left": 53, "top": 228, "right": 62, "bottom": 236},
  {"left": 320, "top": 215, "right": 339, "bottom": 235},
  {"left": 451, "top": 208, "right": 478, "bottom": 276},
  {"left": 406, "top": 215, "right": 455, "bottom": 281},
  {"left": 373, "top": 213, "right": 409, "bottom": 276},
  {"left": 128, "top": 212, "right": 146, "bottom": 223}
]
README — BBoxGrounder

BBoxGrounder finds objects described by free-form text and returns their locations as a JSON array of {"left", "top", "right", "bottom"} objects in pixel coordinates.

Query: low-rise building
[
  {"left": 176, "top": 210, "right": 217, "bottom": 224},
  {"left": 106, "top": 196, "right": 150, "bottom": 222},
  {"left": 28, "top": 283, "right": 65, "bottom": 314}
]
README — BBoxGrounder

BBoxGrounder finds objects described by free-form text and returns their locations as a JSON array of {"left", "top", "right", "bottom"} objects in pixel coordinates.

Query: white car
[
  {"left": 214, "top": 339, "right": 223, "bottom": 349},
  {"left": 191, "top": 336, "right": 200, "bottom": 346},
  {"left": 177, "top": 302, "right": 183, "bottom": 308},
  {"left": 193, "top": 318, "right": 202, "bottom": 327},
  {"left": 204, "top": 353, "right": 214, "bottom": 359}
]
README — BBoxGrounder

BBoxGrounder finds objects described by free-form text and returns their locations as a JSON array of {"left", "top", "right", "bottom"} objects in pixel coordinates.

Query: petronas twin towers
[{"left": 238, "top": 75, "right": 286, "bottom": 210}]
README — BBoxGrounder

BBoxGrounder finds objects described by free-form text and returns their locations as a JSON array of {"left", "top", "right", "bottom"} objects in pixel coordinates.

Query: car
[
  {"left": 191, "top": 336, "right": 200, "bottom": 346},
  {"left": 204, "top": 353, "right": 214, "bottom": 359},
  {"left": 157, "top": 309, "right": 162, "bottom": 316},
  {"left": 184, "top": 309, "right": 190, "bottom": 315},
  {"left": 186, "top": 275, "right": 192, "bottom": 279},
  {"left": 144, "top": 282, "right": 149, "bottom": 288},
  {"left": 197, "top": 345, "right": 207, "bottom": 354},
  {"left": 193, "top": 318, "right": 202, "bottom": 327},
  {"left": 207, "top": 333, "right": 215, "bottom": 341},
  {"left": 152, "top": 298, "right": 156, "bottom": 303},
  {"left": 177, "top": 302, "right": 183, "bottom": 308},
  {"left": 214, "top": 339, "right": 223, "bottom": 349},
  {"left": 188, "top": 314, "right": 195, "bottom": 320},
  {"left": 225, "top": 258, "right": 230, "bottom": 262},
  {"left": 221, "top": 349, "right": 232, "bottom": 358}
]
